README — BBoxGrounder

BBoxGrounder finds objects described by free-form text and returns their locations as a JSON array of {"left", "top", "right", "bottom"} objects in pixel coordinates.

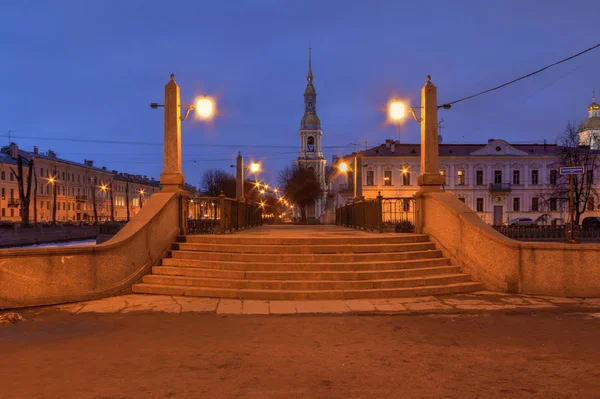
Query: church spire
[{"left": 307, "top": 48, "right": 313, "bottom": 82}]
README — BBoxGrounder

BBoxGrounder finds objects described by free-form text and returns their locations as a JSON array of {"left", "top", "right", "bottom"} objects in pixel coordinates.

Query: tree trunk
[
  {"left": 52, "top": 176, "right": 57, "bottom": 225},
  {"left": 109, "top": 180, "right": 115, "bottom": 222},
  {"left": 33, "top": 171, "right": 38, "bottom": 224},
  {"left": 92, "top": 185, "right": 98, "bottom": 224},
  {"left": 125, "top": 182, "right": 130, "bottom": 221}
]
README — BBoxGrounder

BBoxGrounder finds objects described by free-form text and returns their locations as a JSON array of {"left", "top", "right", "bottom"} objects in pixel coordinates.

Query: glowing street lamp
[
  {"left": 139, "top": 189, "right": 145, "bottom": 210},
  {"left": 338, "top": 162, "right": 349, "bottom": 173},
  {"left": 47, "top": 175, "right": 57, "bottom": 224},
  {"left": 250, "top": 162, "right": 260, "bottom": 173},
  {"left": 195, "top": 96, "right": 214, "bottom": 119},
  {"left": 389, "top": 99, "right": 406, "bottom": 121}
]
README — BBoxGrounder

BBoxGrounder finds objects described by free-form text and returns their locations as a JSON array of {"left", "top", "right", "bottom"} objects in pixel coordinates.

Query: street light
[
  {"left": 139, "top": 189, "right": 145, "bottom": 210},
  {"left": 47, "top": 175, "right": 57, "bottom": 224},
  {"left": 250, "top": 162, "right": 260, "bottom": 173},
  {"left": 389, "top": 98, "right": 422, "bottom": 123}
]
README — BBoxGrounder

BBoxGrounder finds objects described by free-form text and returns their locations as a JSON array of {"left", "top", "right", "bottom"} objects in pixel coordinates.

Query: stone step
[
  {"left": 161, "top": 256, "right": 450, "bottom": 271},
  {"left": 141, "top": 273, "right": 473, "bottom": 290},
  {"left": 178, "top": 234, "right": 430, "bottom": 246},
  {"left": 131, "top": 281, "right": 484, "bottom": 300},
  {"left": 151, "top": 265, "right": 462, "bottom": 280},
  {"left": 169, "top": 249, "right": 443, "bottom": 263},
  {"left": 173, "top": 241, "right": 435, "bottom": 254}
]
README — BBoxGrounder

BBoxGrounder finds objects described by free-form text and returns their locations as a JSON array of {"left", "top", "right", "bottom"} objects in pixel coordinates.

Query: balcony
[
  {"left": 339, "top": 183, "right": 354, "bottom": 192},
  {"left": 76, "top": 195, "right": 88, "bottom": 203},
  {"left": 488, "top": 183, "right": 512, "bottom": 193},
  {"left": 7, "top": 198, "right": 20, "bottom": 208}
]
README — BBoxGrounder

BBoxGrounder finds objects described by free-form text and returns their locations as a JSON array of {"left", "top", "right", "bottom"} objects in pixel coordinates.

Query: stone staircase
[{"left": 132, "top": 234, "right": 483, "bottom": 299}]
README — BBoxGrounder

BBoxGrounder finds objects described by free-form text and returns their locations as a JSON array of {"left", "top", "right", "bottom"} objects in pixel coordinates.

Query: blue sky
[{"left": 1, "top": 0, "right": 598, "bottom": 189}]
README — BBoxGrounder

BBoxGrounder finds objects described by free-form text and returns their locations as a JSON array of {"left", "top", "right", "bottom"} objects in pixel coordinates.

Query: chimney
[
  {"left": 47, "top": 150, "right": 56, "bottom": 158},
  {"left": 488, "top": 138, "right": 495, "bottom": 143},
  {"left": 438, "top": 135, "right": 443, "bottom": 144},
  {"left": 9, "top": 142, "right": 18, "bottom": 159},
  {"left": 390, "top": 142, "right": 396, "bottom": 153},
  {"left": 102, "top": 166, "right": 107, "bottom": 171},
  {"left": 385, "top": 139, "right": 391, "bottom": 149},
  {"left": 84, "top": 159, "right": 94, "bottom": 167},
  {"left": 33, "top": 146, "right": 39, "bottom": 155},
  {"left": 112, "top": 170, "right": 118, "bottom": 173}
]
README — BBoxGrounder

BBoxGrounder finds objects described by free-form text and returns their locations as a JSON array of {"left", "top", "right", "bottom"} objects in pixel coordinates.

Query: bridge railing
[
  {"left": 187, "top": 193, "right": 262, "bottom": 234},
  {"left": 494, "top": 225, "right": 600, "bottom": 242},
  {"left": 335, "top": 193, "right": 416, "bottom": 233}
]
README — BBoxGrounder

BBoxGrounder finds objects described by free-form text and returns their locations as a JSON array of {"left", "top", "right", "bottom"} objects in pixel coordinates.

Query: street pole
[{"left": 569, "top": 174, "right": 575, "bottom": 243}]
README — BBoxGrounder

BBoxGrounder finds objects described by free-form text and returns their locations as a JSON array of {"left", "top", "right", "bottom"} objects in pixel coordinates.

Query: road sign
[{"left": 560, "top": 166, "right": 585, "bottom": 175}]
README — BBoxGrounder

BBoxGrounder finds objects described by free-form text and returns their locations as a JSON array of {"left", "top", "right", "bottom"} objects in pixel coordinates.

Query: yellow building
[{"left": 0, "top": 143, "right": 162, "bottom": 223}]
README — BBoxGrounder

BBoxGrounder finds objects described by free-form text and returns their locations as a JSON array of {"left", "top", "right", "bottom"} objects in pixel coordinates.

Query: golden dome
[{"left": 589, "top": 102, "right": 600, "bottom": 111}]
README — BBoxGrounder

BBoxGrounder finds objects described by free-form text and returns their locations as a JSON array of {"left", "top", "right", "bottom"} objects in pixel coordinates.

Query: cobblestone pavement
[{"left": 33, "top": 291, "right": 600, "bottom": 316}]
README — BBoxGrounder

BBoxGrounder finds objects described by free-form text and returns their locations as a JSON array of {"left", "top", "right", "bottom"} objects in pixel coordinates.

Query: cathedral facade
[{"left": 296, "top": 49, "right": 327, "bottom": 219}]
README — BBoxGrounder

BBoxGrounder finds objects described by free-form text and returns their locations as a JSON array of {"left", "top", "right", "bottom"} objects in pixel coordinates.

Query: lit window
[
  {"left": 402, "top": 171, "right": 410, "bottom": 186},
  {"left": 384, "top": 170, "right": 392, "bottom": 186},
  {"left": 366, "top": 171, "right": 374, "bottom": 186},
  {"left": 457, "top": 170, "right": 465, "bottom": 185}
]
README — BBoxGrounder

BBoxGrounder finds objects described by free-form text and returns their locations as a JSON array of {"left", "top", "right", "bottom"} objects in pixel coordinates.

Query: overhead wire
[{"left": 442, "top": 43, "right": 600, "bottom": 107}]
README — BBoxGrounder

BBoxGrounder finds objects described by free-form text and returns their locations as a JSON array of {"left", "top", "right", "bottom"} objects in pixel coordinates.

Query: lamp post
[
  {"left": 151, "top": 74, "right": 215, "bottom": 193},
  {"left": 48, "top": 175, "right": 57, "bottom": 225},
  {"left": 139, "top": 189, "right": 145, "bottom": 210},
  {"left": 388, "top": 76, "right": 450, "bottom": 193},
  {"left": 230, "top": 156, "right": 261, "bottom": 201}
]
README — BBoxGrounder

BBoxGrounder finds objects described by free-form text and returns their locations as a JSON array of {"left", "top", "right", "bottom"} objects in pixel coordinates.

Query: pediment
[{"left": 470, "top": 140, "right": 528, "bottom": 156}]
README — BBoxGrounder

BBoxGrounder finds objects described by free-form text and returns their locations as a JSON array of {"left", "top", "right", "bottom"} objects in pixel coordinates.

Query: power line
[
  {"left": 444, "top": 43, "right": 600, "bottom": 106},
  {"left": 0, "top": 134, "right": 353, "bottom": 150}
]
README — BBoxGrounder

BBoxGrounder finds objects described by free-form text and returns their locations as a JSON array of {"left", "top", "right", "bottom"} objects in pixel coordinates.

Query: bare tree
[
  {"left": 540, "top": 122, "right": 600, "bottom": 225},
  {"left": 278, "top": 164, "right": 322, "bottom": 222},
  {"left": 201, "top": 169, "right": 236, "bottom": 197},
  {"left": 10, "top": 155, "right": 34, "bottom": 224}
]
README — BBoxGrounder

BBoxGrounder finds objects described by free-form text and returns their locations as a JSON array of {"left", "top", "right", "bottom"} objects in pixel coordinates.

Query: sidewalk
[{"left": 45, "top": 291, "right": 600, "bottom": 316}]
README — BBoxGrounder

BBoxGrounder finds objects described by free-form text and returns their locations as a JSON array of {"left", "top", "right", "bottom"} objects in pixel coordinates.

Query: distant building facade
[
  {"left": 329, "top": 100, "right": 600, "bottom": 226},
  {"left": 0, "top": 143, "right": 174, "bottom": 222}
]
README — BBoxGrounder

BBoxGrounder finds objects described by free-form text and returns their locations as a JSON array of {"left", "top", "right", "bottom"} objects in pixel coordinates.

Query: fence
[
  {"left": 187, "top": 194, "right": 262, "bottom": 234},
  {"left": 335, "top": 194, "right": 416, "bottom": 233},
  {"left": 493, "top": 225, "right": 600, "bottom": 242}
]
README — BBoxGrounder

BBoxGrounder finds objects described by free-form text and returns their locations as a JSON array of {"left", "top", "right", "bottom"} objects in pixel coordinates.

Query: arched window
[{"left": 307, "top": 136, "right": 315, "bottom": 152}]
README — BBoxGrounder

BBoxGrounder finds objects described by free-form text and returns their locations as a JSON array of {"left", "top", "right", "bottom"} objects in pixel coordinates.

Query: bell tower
[{"left": 297, "top": 48, "right": 327, "bottom": 217}]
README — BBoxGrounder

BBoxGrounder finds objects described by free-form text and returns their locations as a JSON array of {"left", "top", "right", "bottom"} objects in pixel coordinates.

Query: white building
[{"left": 329, "top": 100, "right": 600, "bottom": 226}]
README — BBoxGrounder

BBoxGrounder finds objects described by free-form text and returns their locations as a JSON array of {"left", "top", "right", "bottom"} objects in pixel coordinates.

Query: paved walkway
[
  {"left": 46, "top": 291, "right": 600, "bottom": 316},
  {"left": 223, "top": 224, "right": 395, "bottom": 237}
]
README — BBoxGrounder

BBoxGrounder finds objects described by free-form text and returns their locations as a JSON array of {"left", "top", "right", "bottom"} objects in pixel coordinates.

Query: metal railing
[
  {"left": 187, "top": 194, "right": 262, "bottom": 234},
  {"left": 493, "top": 225, "right": 600, "bottom": 242},
  {"left": 335, "top": 193, "right": 416, "bottom": 233}
]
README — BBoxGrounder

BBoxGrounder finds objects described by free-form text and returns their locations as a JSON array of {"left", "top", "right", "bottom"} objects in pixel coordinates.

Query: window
[
  {"left": 40, "top": 201, "right": 44, "bottom": 209},
  {"left": 494, "top": 170, "right": 502, "bottom": 184},
  {"left": 476, "top": 170, "right": 483, "bottom": 186},
  {"left": 1, "top": 171, "right": 4, "bottom": 180},
  {"left": 366, "top": 171, "right": 374, "bottom": 186},
  {"left": 1, "top": 188, "right": 4, "bottom": 200},
  {"left": 68, "top": 203, "right": 71, "bottom": 211},
  {"left": 1, "top": 208, "right": 4, "bottom": 217},
  {"left": 550, "top": 198, "right": 558, "bottom": 211},
  {"left": 550, "top": 170, "right": 557, "bottom": 185},
  {"left": 46, "top": 185, "right": 50, "bottom": 195},
  {"left": 10, "top": 172, "right": 14, "bottom": 181},
  {"left": 512, "top": 170, "right": 520, "bottom": 185},
  {"left": 457, "top": 170, "right": 465, "bottom": 185},
  {"left": 62, "top": 172, "right": 65, "bottom": 180},
  {"left": 532, "top": 197, "right": 539, "bottom": 211},
  {"left": 57, "top": 202, "right": 60, "bottom": 210},
  {"left": 10, "top": 209, "right": 14, "bottom": 217},
  {"left": 63, "top": 202, "right": 65, "bottom": 210},
  {"left": 513, "top": 197, "right": 520, "bottom": 212},
  {"left": 439, "top": 169, "right": 447, "bottom": 184},
  {"left": 307, "top": 136, "right": 315, "bottom": 152},
  {"left": 383, "top": 170, "right": 392, "bottom": 186},
  {"left": 531, "top": 170, "right": 539, "bottom": 185},
  {"left": 40, "top": 168, "right": 44, "bottom": 177},
  {"left": 588, "top": 197, "right": 595, "bottom": 211},
  {"left": 476, "top": 198, "right": 484, "bottom": 212},
  {"left": 10, "top": 188, "right": 14, "bottom": 199},
  {"left": 133, "top": 198, "right": 139, "bottom": 207},
  {"left": 402, "top": 172, "right": 410, "bottom": 186}
]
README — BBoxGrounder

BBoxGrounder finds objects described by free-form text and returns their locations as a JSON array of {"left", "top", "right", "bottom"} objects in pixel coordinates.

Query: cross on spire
[{"left": 307, "top": 48, "right": 313, "bottom": 82}]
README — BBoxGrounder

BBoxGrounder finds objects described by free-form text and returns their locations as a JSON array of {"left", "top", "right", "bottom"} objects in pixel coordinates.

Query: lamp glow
[
  {"left": 196, "top": 97, "right": 214, "bottom": 118},
  {"left": 339, "top": 162, "right": 349, "bottom": 172},
  {"left": 389, "top": 99, "right": 406, "bottom": 121},
  {"left": 250, "top": 162, "right": 260, "bottom": 173}
]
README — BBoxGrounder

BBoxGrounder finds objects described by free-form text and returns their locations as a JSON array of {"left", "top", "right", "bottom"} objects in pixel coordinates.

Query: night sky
[{"left": 1, "top": 1, "right": 598, "bottom": 189}]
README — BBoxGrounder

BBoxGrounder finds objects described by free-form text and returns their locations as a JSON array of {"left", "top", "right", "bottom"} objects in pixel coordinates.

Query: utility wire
[{"left": 444, "top": 43, "right": 600, "bottom": 106}]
